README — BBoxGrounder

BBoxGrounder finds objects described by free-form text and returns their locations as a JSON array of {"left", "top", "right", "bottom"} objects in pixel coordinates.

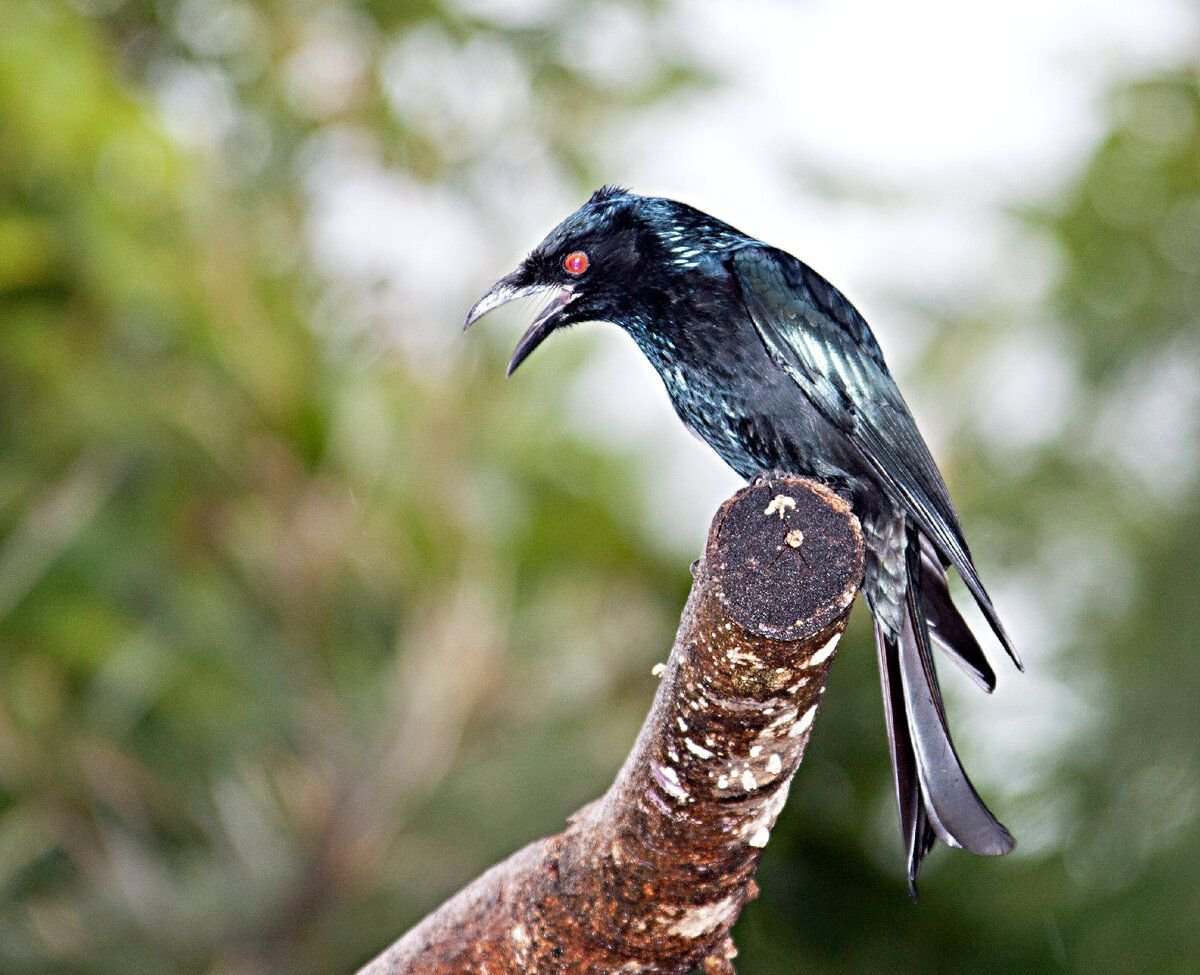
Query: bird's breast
[{"left": 650, "top": 323, "right": 866, "bottom": 491}]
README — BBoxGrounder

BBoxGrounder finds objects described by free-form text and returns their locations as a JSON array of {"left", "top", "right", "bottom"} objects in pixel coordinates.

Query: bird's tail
[{"left": 874, "top": 527, "right": 1015, "bottom": 896}]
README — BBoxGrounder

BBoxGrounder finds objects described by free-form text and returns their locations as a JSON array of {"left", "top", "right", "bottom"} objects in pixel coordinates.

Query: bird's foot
[{"left": 749, "top": 468, "right": 793, "bottom": 487}]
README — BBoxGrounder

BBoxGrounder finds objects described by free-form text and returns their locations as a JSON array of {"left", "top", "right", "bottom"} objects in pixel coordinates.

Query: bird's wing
[{"left": 731, "top": 245, "right": 1019, "bottom": 667}]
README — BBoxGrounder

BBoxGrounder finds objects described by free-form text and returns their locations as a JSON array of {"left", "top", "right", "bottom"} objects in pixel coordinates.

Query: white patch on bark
[
  {"left": 666, "top": 892, "right": 741, "bottom": 939},
  {"left": 765, "top": 707, "right": 798, "bottom": 733},
  {"left": 727, "top": 647, "right": 764, "bottom": 668},
  {"left": 807, "top": 633, "right": 841, "bottom": 668},
  {"left": 656, "top": 763, "right": 690, "bottom": 803},
  {"left": 789, "top": 704, "right": 817, "bottom": 738},
  {"left": 764, "top": 494, "right": 797, "bottom": 519},
  {"left": 742, "top": 776, "right": 794, "bottom": 843}
]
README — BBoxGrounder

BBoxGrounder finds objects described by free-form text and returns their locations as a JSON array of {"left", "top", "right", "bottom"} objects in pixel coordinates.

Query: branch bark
[{"left": 358, "top": 475, "right": 864, "bottom": 975}]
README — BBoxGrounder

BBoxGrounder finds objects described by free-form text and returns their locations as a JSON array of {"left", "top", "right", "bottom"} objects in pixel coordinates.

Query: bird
[{"left": 464, "top": 185, "right": 1019, "bottom": 893}]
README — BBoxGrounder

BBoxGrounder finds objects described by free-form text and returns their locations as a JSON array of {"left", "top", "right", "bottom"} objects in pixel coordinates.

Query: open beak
[{"left": 464, "top": 271, "right": 577, "bottom": 377}]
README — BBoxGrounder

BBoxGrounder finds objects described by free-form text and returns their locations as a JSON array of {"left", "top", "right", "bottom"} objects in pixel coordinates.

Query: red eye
[{"left": 563, "top": 250, "right": 589, "bottom": 275}]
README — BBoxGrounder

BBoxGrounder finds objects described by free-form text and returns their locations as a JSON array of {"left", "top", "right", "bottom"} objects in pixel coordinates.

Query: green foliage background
[{"left": 0, "top": 2, "right": 1197, "bottom": 973}]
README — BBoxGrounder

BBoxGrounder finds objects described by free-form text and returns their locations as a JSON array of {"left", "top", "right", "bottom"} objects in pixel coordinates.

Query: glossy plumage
[{"left": 465, "top": 186, "right": 1019, "bottom": 893}]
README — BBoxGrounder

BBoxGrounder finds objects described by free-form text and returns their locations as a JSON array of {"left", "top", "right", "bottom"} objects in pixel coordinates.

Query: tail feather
[
  {"left": 918, "top": 537, "right": 996, "bottom": 693},
  {"left": 874, "top": 621, "right": 938, "bottom": 896},
  {"left": 898, "top": 536, "right": 1016, "bottom": 858},
  {"left": 919, "top": 517, "right": 1023, "bottom": 673}
]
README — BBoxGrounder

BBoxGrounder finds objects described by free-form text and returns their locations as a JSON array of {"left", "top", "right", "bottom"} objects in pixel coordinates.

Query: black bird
[{"left": 465, "top": 186, "right": 1019, "bottom": 892}]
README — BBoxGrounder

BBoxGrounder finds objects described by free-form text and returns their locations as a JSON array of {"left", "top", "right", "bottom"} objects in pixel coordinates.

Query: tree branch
[{"left": 357, "top": 475, "right": 864, "bottom": 975}]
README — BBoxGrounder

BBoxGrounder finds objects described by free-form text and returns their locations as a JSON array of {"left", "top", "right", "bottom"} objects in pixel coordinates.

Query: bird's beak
[{"left": 464, "top": 270, "right": 577, "bottom": 377}]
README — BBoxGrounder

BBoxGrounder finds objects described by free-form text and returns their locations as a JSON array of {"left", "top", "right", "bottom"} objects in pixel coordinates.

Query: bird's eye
[{"left": 563, "top": 250, "right": 589, "bottom": 275}]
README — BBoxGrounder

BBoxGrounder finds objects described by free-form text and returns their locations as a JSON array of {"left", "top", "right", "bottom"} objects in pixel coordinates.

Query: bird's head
[
  {"left": 465, "top": 186, "right": 739, "bottom": 375},
  {"left": 464, "top": 185, "right": 652, "bottom": 375}
]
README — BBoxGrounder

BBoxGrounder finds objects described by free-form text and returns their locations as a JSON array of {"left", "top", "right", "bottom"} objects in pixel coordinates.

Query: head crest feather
[{"left": 588, "top": 184, "right": 630, "bottom": 205}]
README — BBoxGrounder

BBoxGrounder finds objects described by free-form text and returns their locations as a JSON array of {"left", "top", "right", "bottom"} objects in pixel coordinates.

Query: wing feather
[{"left": 731, "top": 245, "right": 1020, "bottom": 668}]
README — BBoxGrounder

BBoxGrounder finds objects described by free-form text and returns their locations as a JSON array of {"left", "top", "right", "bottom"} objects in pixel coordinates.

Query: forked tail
[{"left": 874, "top": 527, "right": 1015, "bottom": 896}]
